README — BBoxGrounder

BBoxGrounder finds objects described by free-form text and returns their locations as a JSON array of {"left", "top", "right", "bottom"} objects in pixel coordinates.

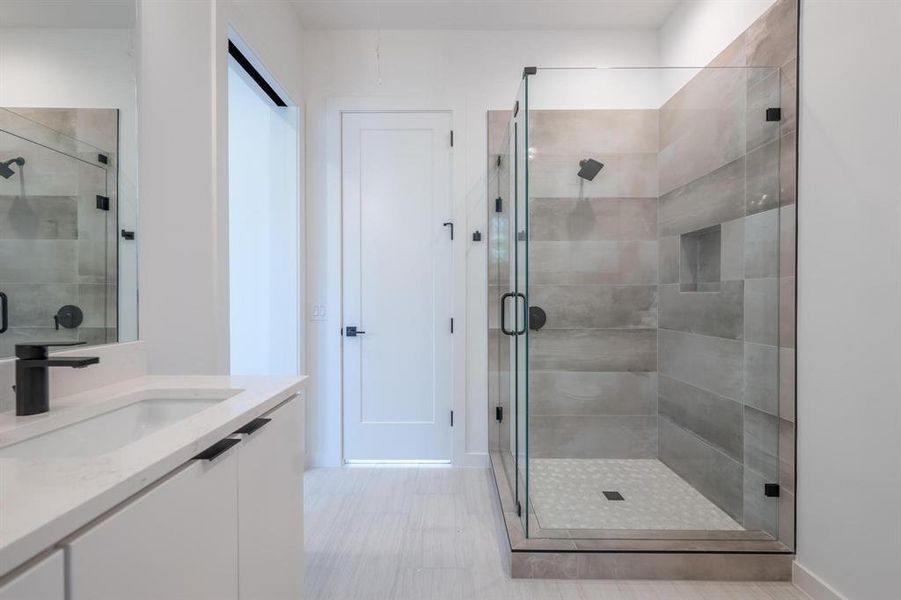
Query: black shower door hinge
[
  {"left": 450, "top": 130, "right": 454, "bottom": 147},
  {"left": 495, "top": 197, "right": 503, "bottom": 213},
  {"left": 766, "top": 107, "right": 782, "bottom": 122},
  {"left": 96, "top": 195, "right": 110, "bottom": 211},
  {"left": 495, "top": 406, "right": 503, "bottom": 422},
  {"left": 450, "top": 410, "right": 454, "bottom": 427},
  {"left": 97, "top": 153, "right": 109, "bottom": 165},
  {"left": 450, "top": 318, "right": 454, "bottom": 333},
  {"left": 764, "top": 483, "right": 781, "bottom": 497},
  {"left": 496, "top": 155, "right": 501, "bottom": 167}
]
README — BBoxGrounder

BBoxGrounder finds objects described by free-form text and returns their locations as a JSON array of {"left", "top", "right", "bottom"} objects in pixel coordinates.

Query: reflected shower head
[
  {"left": 0, "top": 157, "right": 25, "bottom": 179},
  {"left": 577, "top": 158, "right": 604, "bottom": 181}
]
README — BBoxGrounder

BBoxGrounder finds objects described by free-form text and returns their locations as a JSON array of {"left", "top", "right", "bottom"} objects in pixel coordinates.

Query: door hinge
[
  {"left": 495, "top": 406, "right": 503, "bottom": 422},
  {"left": 450, "top": 130, "right": 454, "bottom": 147},
  {"left": 764, "top": 483, "right": 781, "bottom": 497},
  {"left": 97, "top": 153, "right": 109, "bottom": 165},
  {"left": 495, "top": 197, "right": 502, "bottom": 213},
  {"left": 496, "top": 155, "right": 501, "bottom": 167},
  {"left": 96, "top": 195, "right": 110, "bottom": 211},
  {"left": 450, "top": 318, "right": 454, "bottom": 333},
  {"left": 515, "top": 501, "right": 522, "bottom": 516},
  {"left": 766, "top": 107, "right": 782, "bottom": 122},
  {"left": 450, "top": 410, "right": 454, "bottom": 427}
]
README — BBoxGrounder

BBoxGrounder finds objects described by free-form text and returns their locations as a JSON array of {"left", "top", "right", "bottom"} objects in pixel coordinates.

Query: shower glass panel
[
  {"left": 0, "top": 108, "right": 118, "bottom": 357},
  {"left": 489, "top": 66, "right": 795, "bottom": 547}
]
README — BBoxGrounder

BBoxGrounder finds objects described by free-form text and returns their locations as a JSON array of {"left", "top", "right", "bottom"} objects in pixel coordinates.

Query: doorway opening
[{"left": 227, "top": 40, "right": 299, "bottom": 376}]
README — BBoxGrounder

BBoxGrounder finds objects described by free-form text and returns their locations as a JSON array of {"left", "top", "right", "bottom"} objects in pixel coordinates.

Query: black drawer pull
[
  {"left": 233, "top": 417, "right": 271, "bottom": 436},
  {"left": 194, "top": 438, "right": 240, "bottom": 461}
]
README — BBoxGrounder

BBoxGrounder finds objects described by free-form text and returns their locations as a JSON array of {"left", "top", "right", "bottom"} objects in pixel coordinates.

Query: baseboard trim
[{"left": 793, "top": 561, "right": 847, "bottom": 600}]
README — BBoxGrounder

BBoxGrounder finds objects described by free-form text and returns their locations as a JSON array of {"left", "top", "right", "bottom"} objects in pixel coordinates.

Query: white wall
[
  {"left": 658, "top": 0, "right": 775, "bottom": 99},
  {"left": 302, "top": 29, "right": 660, "bottom": 466},
  {"left": 0, "top": 27, "right": 139, "bottom": 341},
  {"left": 795, "top": 1, "right": 901, "bottom": 598},
  {"left": 138, "top": 0, "right": 305, "bottom": 376}
]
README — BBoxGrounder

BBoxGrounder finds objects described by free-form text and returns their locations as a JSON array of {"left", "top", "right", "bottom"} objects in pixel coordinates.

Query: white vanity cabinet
[
  {"left": 236, "top": 397, "right": 304, "bottom": 599},
  {"left": 64, "top": 394, "right": 303, "bottom": 600},
  {"left": 66, "top": 444, "right": 240, "bottom": 600},
  {"left": 0, "top": 550, "right": 65, "bottom": 600}
]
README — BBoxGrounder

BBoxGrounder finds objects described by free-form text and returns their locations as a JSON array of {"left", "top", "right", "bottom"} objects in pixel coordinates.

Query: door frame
[{"left": 324, "top": 97, "right": 473, "bottom": 466}]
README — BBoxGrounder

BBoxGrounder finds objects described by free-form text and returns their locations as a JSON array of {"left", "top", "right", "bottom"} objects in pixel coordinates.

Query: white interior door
[{"left": 342, "top": 111, "right": 453, "bottom": 462}]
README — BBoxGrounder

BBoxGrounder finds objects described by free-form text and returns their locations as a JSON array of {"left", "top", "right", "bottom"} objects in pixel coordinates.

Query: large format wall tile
[
  {"left": 746, "top": 139, "right": 781, "bottom": 215},
  {"left": 659, "top": 69, "right": 747, "bottom": 196},
  {"left": 744, "top": 277, "right": 778, "bottom": 345},
  {"left": 1, "top": 283, "right": 76, "bottom": 328},
  {"left": 658, "top": 375, "right": 743, "bottom": 461},
  {"left": 530, "top": 284, "right": 657, "bottom": 330},
  {"left": 530, "top": 371, "right": 657, "bottom": 416},
  {"left": 659, "top": 281, "right": 744, "bottom": 340},
  {"left": 746, "top": 69, "right": 781, "bottom": 153},
  {"left": 0, "top": 196, "right": 77, "bottom": 240},
  {"left": 658, "top": 329, "right": 744, "bottom": 401},
  {"left": 746, "top": 0, "right": 798, "bottom": 71},
  {"left": 743, "top": 342, "right": 778, "bottom": 415},
  {"left": 529, "top": 241, "right": 657, "bottom": 284},
  {"left": 529, "top": 153, "right": 658, "bottom": 198},
  {"left": 530, "top": 415, "right": 657, "bottom": 459},
  {"left": 658, "top": 416, "right": 743, "bottom": 521},
  {"left": 721, "top": 218, "right": 745, "bottom": 281},
  {"left": 658, "top": 235, "right": 680, "bottom": 284},
  {"left": 744, "top": 208, "right": 779, "bottom": 278},
  {"left": 658, "top": 157, "right": 745, "bottom": 236},
  {"left": 529, "top": 197, "right": 657, "bottom": 242},
  {"left": 0, "top": 239, "right": 77, "bottom": 283},
  {"left": 743, "top": 406, "right": 779, "bottom": 481},
  {"left": 529, "top": 110, "right": 659, "bottom": 155},
  {"left": 743, "top": 467, "right": 778, "bottom": 536},
  {"left": 531, "top": 329, "right": 657, "bottom": 372}
]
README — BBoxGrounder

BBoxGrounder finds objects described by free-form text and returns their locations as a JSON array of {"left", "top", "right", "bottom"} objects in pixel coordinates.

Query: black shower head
[
  {"left": 577, "top": 158, "right": 604, "bottom": 181},
  {"left": 0, "top": 157, "right": 25, "bottom": 180}
]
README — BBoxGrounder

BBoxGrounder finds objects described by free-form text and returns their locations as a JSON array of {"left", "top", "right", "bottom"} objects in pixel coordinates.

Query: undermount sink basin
[{"left": 0, "top": 390, "right": 240, "bottom": 459}]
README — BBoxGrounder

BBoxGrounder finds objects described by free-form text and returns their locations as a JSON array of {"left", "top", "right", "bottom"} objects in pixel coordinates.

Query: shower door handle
[
  {"left": 500, "top": 292, "right": 516, "bottom": 336},
  {"left": 515, "top": 293, "right": 527, "bottom": 335},
  {"left": 0, "top": 292, "right": 7, "bottom": 334}
]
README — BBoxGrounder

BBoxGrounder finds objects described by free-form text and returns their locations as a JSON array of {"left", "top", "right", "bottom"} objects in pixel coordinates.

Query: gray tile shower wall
[
  {"left": 0, "top": 108, "right": 119, "bottom": 358},
  {"left": 528, "top": 109, "right": 660, "bottom": 460},
  {"left": 656, "top": 0, "right": 797, "bottom": 542}
]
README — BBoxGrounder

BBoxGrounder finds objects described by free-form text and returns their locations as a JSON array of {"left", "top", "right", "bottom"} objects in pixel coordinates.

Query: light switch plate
[{"left": 310, "top": 304, "right": 327, "bottom": 321}]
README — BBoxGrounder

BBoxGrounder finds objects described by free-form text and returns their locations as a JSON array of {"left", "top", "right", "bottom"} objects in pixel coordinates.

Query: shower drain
[{"left": 602, "top": 491, "right": 625, "bottom": 501}]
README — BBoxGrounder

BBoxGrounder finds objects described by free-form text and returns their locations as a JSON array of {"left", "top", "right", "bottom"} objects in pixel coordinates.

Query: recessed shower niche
[{"left": 680, "top": 225, "right": 721, "bottom": 292}]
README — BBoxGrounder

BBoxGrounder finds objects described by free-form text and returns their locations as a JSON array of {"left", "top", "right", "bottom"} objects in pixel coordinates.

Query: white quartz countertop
[{"left": 0, "top": 374, "right": 306, "bottom": 577}]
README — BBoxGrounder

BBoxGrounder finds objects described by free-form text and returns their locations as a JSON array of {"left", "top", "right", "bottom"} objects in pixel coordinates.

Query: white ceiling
[
  {"left": 292, "top": 0, "right": 682, "bottom": 30},
  {"left": 0, "top": 0, "right": 136, "bottom": 29}
]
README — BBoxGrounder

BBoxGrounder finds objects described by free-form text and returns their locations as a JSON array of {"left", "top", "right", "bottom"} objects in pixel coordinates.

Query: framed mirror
[{"left": 0, "top": 0, "right": 138, "bottom": 358}]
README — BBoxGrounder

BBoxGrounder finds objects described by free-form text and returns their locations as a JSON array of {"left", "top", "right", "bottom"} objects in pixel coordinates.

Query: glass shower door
[{"left": 0, "top": 123, "right": 115, "bottom": 357}]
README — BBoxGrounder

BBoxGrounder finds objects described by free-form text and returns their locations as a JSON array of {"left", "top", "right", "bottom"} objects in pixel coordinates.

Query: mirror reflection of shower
[
  {"left": 577, "top": 157, "right": 603, "bottom": 199},
  {"left": 0, "top": 156, "right": 24, "bottom": 179}
]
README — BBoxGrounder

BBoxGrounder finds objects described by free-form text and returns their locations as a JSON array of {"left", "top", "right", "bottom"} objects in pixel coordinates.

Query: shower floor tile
[{"left": 529, "top": 458, "right": 743, "bottom": 531}]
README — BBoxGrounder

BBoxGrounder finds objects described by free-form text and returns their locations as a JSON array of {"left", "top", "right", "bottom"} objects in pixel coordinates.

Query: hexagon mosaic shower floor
[{"left": 529, "top": 458, "right": 744, "bottom": 531}]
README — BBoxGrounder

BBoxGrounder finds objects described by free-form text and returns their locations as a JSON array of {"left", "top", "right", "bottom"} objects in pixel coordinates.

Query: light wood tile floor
[{"left": 304, "top": 467, "right": 808, "bottom": 600}]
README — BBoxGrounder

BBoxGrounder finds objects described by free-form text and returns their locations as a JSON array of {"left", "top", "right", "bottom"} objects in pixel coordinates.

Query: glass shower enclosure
[
  {"left": 488, "top": 66, "right": 796, "bottom": 551},
  {"left": 0, "top": 107, "right": 120, "bottom": 358}
]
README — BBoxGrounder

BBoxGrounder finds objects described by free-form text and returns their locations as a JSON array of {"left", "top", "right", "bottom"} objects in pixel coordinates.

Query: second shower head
[
  {"left": 0, "top": 157, "right": 25, "bottom": 180},
  {"left": 577, "top": 158, "right": 604, "bottom": 181}
]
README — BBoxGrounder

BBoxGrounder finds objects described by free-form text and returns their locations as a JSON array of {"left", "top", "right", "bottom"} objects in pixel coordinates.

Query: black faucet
[{"left": 15, "top": 342, "right": 100, "bottom": 416}]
